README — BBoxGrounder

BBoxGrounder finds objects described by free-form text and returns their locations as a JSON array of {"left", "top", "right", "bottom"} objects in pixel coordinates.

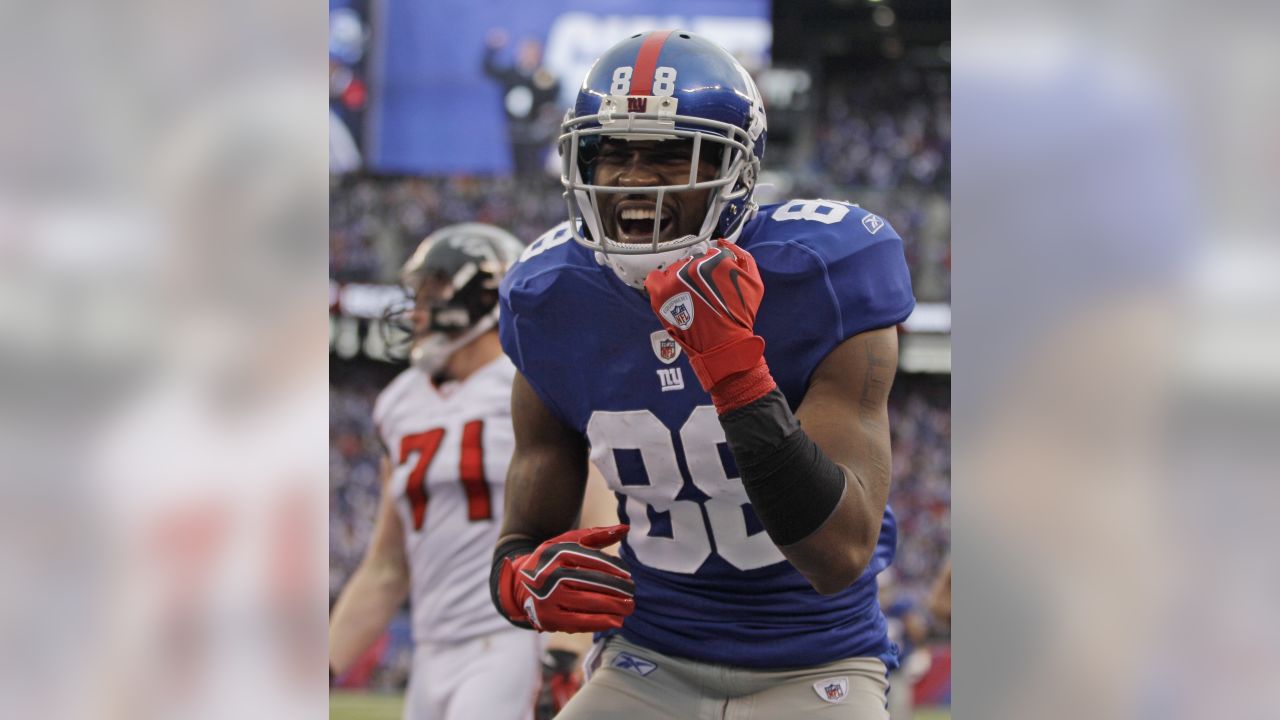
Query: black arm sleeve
[
  {"left": 720, "top": 388, "right": 847, "bottom": 546},
  {"left": 489, "top": 537, "right": 538, "bottom": 629}
]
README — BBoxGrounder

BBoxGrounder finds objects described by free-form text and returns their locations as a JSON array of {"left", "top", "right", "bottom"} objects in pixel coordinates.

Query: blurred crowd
[
  {"left": 814, "top": 68, "right": 950, "bottom": 194},
  {"left": 808, "top": 67, "right": 952, "bottom": 300},
  {"left": 887, "top": 374, "right": 951, "bottom": 598},
  {"left": 330, "top": 175, "right": 565, "bottom": 283},
  {"left": 330, "top": 374, "right": 386, "bottom": 602}
]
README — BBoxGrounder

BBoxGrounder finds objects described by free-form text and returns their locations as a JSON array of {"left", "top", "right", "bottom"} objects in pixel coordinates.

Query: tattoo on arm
[{"left": 856, "top": 331, "right": 895, "bottom": 484}]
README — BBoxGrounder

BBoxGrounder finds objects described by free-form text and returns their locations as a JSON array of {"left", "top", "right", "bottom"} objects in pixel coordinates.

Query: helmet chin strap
[
  {"left": 596, "top": 237, "right": 711, "bottom": 290},
  {"left": 410, "top": 311, "right": 498, "bottom": 377}
]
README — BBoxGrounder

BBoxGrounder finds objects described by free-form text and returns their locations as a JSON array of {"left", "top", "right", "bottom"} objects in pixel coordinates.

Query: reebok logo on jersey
[
  {"left": 861, "top": 213, "right": 885, "bottom": 235},
  {"left": 650, "top": 330, "right": 681, "bottom": 364},
  {"left": 813, "top": 676, "right": 849, "bottom": 703},
  {"left": 659, "top": 292, "right": 694, "bottom": 330},
  {"left": 611, "top": 652, "right": 657, "bottom": 677}
]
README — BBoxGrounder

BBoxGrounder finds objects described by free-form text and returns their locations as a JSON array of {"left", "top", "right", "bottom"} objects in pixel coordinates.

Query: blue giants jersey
[{"left": 499, "top": 200, "right": 916, "bottom": 669}]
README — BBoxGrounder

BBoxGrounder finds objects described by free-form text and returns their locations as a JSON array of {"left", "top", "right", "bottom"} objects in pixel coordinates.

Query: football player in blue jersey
[{"left": 490, "top": 31, "right": 916, "bottom": 718}]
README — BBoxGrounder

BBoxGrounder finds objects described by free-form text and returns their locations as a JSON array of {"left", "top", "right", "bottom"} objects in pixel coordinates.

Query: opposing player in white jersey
[{"left": 329, "top": 223, "right": 542, "bottom": 720}]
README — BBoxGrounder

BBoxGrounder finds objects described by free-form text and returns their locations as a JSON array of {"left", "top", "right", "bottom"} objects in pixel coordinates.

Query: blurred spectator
[
  {"left": 880, "top": 568, "right": 933, "bottom": 720},
  {"left": 482, "top": 29, "right": 562, "bottom": 179},
  {"left": 330, "top": 4, "right": 368, "bottom": 172}
]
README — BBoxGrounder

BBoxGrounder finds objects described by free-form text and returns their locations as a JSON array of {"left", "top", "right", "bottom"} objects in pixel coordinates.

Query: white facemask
[{"left": 593, "top": 240, "right": 713, "bottom": 290}]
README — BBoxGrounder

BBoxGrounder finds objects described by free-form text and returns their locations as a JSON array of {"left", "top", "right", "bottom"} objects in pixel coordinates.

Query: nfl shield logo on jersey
[
  {"left": 650, "top": 330, "right": 682, "bottom": 364},
  {"left": 812, "top": 676, "right": 848, "bottom": 703},
  {"left": 659, "top": 292, "right": 695, "bottom": 330}
]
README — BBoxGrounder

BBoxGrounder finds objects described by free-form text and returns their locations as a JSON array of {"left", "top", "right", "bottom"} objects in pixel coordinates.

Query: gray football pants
[{"left": 556, "top": 635, "right": 890, "bottom": 720}]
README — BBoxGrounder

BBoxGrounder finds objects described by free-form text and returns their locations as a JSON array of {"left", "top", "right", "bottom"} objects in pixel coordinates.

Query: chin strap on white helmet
[
  {"left": 593, "top": 241, "right": 710, "bottom": 289},
  {"left": 410, "top": 310, "right": 498, "bottom": 377}
]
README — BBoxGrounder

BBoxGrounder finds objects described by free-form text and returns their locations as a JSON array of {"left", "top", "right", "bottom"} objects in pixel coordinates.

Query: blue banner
[{"left": 367, "top": 0, "right": 770, "bottom": 175}]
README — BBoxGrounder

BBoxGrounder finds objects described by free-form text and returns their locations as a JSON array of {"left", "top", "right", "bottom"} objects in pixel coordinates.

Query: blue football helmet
[{"left": 559, "top": 30, "right": 767, "bottom": 288}]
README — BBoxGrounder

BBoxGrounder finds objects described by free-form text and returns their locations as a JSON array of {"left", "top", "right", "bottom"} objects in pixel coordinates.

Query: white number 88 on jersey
[{"left": 586, "top": 406, "right": 785, "bottom": 573}]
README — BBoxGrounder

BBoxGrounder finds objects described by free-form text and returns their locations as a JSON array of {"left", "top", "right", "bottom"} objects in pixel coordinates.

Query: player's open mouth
[{"left": 614, "top": 203, "right": 675, "bottom": 244}]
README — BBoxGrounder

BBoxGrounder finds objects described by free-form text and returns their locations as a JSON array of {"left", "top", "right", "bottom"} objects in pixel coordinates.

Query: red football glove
[
  {"left": 644, "top": 240, "right": 777, "bottom": 412},
  {"left": 496, "top": 525, "right": 635, "bottom": 633}
]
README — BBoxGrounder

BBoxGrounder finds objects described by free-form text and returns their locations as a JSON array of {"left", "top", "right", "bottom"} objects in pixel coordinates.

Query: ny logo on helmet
[{"left": 627, "top": 97, "right": 648, "bottom": 113}]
